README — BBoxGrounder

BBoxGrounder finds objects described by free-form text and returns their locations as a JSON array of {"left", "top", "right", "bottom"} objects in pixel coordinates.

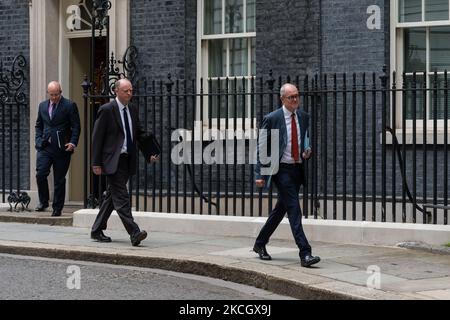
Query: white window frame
[
  {"left": 197, "top": 0, "right": 256, "bottom": 134},
  {"left": 391, "top": 0, "right": 450, "bottom": 144}
]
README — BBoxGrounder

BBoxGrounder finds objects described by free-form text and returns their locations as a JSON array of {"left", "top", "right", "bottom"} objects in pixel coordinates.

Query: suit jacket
[
  {"left": 92, "top": 99, "right": 149, "bottom": 175},
  {"left": 35, "top": 97, "right": 81, "bottom": 153},
  {"left": 255, "top": 107, "right": 310, "bottom": 188}
]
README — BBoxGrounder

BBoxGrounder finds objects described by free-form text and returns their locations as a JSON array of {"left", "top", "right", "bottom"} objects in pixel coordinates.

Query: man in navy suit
[
  {"left": 35, "top": 81, "right": 81, "bottom": 216},
  {"left": 254, "top": 83, "right": 320, "bottom": 268},
  {"left": 90, "top": 78, "right": 159, "bottom": 246}
]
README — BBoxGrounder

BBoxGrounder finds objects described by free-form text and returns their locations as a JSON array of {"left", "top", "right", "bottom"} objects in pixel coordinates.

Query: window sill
[{"left": 385, "top": 129, "right": 450, "bottom": 145}]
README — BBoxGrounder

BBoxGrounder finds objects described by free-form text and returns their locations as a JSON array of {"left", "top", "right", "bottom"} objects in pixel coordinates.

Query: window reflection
[
  {"left": 208, "top": 40, "right": 226, "bottom": 77},
  {"left": 399, "top": 0, "right": 422, "bottom": 22},
  {"left": 230, "top": 39, "right": 248, "bottom": 76},
  {"left": 246, "top": 0, "right": 255, "bottom": 32},
  {"left": 425, "top": 0, "right": 449, "bottom": 21},
  {"left": 430, "top": 27, "right": 450, "bottom": 71},
  {"left": 404, "top": 28, "right": 426, "bottom": 73},
  {"left": 225, "top": 0, "right": 243, "bottom": 33},
  {"left": 205, "top": 0, "right": 222, "bottom": 35}
]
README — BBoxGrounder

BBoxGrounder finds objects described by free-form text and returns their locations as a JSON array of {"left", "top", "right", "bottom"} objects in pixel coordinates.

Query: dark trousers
[
  {"left": 36, "top": 148, "right": 71, "bottom": 211},
  {"left": 91, "top": 154, "right": 140, "bottom": 237},
  {"left": 255, "top": 163, "right": 312, "bottom": 259}
]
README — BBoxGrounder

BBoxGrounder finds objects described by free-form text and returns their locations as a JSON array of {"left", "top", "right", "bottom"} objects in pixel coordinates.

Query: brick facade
[
  {"left": 0, "top": 0, "right": 446, "bottom": 210},
  {"left": 0, "top": 0, "right": 30, "bottom": 190},
  {"left": 130, "top": 0, "right": 197, "bottom": 80},
  {"left": 256, "top": 0, "right": 320, "bottom": 78}
]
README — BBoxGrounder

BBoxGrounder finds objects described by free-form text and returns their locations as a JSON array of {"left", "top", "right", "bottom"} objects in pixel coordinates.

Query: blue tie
[{"left": 123, "top": 107, "right": 135, "bottom": 155}]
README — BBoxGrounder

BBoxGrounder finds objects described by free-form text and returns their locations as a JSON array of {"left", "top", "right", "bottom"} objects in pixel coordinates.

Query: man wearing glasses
[
  {"left": 254, "top": 83, "right": 320, "bottom": 268},
  {"left": 34, "top": 81, "right": 81, "bottom": 216}
]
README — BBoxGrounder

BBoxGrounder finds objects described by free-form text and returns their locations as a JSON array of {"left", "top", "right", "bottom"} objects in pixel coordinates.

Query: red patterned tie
[{"left": 291, "top": 113, "right": 299, "bottom": 162}]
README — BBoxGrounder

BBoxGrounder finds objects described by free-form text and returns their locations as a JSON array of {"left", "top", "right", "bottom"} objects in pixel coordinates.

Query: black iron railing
[
  {"left": 83, "top": 67, "right": 450, "bottom": 225},
  {"left": 0, "top": 55, "right": 29, "bottom": 211}
]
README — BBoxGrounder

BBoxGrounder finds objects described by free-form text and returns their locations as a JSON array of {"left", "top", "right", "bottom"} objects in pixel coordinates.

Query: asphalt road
[{"left": 0, "top": 253, "right": 292, "bottom": 300}]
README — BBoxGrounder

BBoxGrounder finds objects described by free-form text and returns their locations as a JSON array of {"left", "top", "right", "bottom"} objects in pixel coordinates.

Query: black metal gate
[
  {"left": 0, "top": 55, "right": 30, "bottom": 211},
  {"left": 81, "top": 0, "right": 139, "bottom": 209}
]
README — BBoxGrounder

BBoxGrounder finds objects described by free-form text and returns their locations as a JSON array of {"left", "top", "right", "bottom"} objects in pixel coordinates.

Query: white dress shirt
[
  {"left": 281, "top": 105, "right": 302, "bottom": 164},
  {"left": 116, "top": 98, "right": 133, "bottom": 154}
]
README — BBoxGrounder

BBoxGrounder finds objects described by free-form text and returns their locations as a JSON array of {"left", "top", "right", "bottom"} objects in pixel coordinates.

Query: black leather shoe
[
  {"left": 91, "top": 231, "right": 112, "bottom": 243},
  {"left": 301, "top": 254, "right": 320, "bottom": 268},
  {"left": 131, "top": 230, "right": 147, "bottom": 246},
  {"left": 35, "top": 204, "right": 48, "bottom": 212},
  {"left": 253, "top": 244, "right": 272, "bottom": 260},
  {"left": 51, "top": 210, "right": 62, "bottom": 217}
]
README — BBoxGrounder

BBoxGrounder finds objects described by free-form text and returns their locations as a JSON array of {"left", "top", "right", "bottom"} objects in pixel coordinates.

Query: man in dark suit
[
  {"left": 35, "top": 81, "right": 81, "bottom": 216},
  {"left": 91, "top": 78, "right": 158, "bottom": 246},
  {"left": 254, "top": 83, "right": 320, "bottom": 268}
]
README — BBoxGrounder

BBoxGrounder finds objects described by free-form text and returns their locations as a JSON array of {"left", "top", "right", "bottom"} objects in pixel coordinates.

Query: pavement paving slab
[{"left": 0, "top": 221, "right": 449, "bottom": 300}]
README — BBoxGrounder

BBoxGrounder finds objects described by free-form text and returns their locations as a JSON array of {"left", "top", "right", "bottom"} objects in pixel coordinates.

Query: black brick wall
[
  {"left": 128, "top": 0, "right": 448, "bottom": 208},
  {"left": 130, "top": 0, "right": 198, "bottom": 197},
  {"left": 256, "top": 0, "right": 320, "bottom": 78},
  {"left": 0, "top": 0, "right": 30, "bottom": 191},
  {"left": 130, "top": 0, "right": 197, "bottom": 81},
  {"left": 321, "top": 0, "right": 388, "bottom": 74},
  {"left": 1, "top": 0, "right": 444, "bottom": 213}
]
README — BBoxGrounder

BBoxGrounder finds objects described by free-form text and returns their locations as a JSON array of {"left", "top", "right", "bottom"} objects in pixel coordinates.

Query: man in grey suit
[
  {"left": 254, "top": 83, "right": 320, "bottom": 268},
  {"left": 35, "top": 81, "right": 81, "bottom": 216},
  {"left": 91, "top": 78, "right": 158, "bottom": 246}
]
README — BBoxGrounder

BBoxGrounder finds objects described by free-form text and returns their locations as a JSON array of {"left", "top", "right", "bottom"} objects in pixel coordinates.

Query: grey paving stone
[
  {"left": 382, "top": 277, "right": 450, "bottom": 293},
  {"left": 0, "top": 222, "right": 449, "bottom": 300},
  {"left": 320, "top": 270, "right": 408, "bottom": 288}
]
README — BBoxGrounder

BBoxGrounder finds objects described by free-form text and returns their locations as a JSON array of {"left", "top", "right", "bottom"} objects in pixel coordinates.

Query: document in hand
[
  {"left": 304, "top": 131, "right": 310, "bottom": 150},
  {"left": 139, "top": 134, "right": 161, "bottom": 161},
  {"left": 56, "top": 130, "right": 70, "bottom": 151}
]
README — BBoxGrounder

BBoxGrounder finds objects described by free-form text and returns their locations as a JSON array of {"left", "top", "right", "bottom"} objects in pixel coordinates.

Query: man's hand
[
  {"left": 92, "top": 166, "right": 102, "bottom": 176},
  {"left": 65, "top": 143, "right": 75, "bottom": 152},
  {"left": 302, "top": 148, "right": 312, "bottom": 160},
  {"left": 150, "top": 155, "right": 160, "bottom": 163},
  {"left": 255, "top": 179, "right": 265, "bottom": 188}
]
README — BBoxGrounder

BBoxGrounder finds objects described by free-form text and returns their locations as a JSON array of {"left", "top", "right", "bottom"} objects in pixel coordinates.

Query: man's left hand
[
  {"left": 302, "top": 148, "right": 312, "bottom": 160},
  {"left": 65, "top": 143, "right": 75, "bottom": 152},
  {"left": 150, "top": 155, "right": 160, "bottom": 163}
]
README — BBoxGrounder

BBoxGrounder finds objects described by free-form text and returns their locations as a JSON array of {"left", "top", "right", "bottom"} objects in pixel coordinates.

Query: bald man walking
[
  {"left": 91, "top": 78, "right": 158, "bottom": 246},
  {"left": 35, "top": 81, "right": 81, "bottom": 216}
]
